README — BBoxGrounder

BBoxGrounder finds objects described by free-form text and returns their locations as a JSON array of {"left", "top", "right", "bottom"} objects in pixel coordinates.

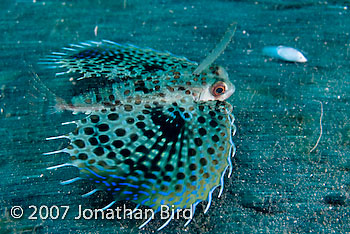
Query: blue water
[{"left": 0, "top": 0, "right": 349, "bottom": 233}]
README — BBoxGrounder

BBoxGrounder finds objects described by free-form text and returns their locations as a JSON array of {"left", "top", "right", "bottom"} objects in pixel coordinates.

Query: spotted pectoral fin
[
  {"left": 62, "top": 98, "right": 190, "bottom": 199},
  {"left": 55, "top": 97, "right": 235, "bottom": 218},
  {"left": 39, "top": 40, "right": 197, "bottom": 82}
]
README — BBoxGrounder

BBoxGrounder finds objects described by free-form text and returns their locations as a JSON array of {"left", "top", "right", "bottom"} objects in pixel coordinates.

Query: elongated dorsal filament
[{"left": 193, "top": 22, "right": 237, "bottom": 75}]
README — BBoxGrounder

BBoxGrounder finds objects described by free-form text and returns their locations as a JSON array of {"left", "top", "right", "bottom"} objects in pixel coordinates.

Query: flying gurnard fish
[{"left": 42, "top": 23, "right": 237, "bottom": 230}]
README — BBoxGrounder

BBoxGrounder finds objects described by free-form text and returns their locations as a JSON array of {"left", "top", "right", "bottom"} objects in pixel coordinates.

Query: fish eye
[{"left": 211, "top": 82, "right": 227, "bottom": 96}]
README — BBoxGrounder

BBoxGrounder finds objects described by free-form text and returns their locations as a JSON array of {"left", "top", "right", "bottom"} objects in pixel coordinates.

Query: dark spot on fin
[
  {"left": 150, "top": 107, "right": 185, "bottom": 141},
  {"left": 142, "top": 64, "right": 165, "bottom": 73}
]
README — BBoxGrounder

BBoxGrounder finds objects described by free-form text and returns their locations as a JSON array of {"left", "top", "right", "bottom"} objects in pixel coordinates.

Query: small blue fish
[{"left": 263, "top": 45, "right": 307, "bottom": 62}]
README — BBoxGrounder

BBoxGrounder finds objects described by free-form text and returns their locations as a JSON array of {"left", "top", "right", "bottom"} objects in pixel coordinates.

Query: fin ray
[
  {"left": 60, "top": 177, "right": 82, "bottom": 185},
  {"left": 157, "top": 211, "right": 174, "bottom": 231},
  {"left": 82, "top": 189, "right": 100, "bottom": 198},
  {"left": 101, "top": 201, "right": 116, "bottom": 210},
  {"left": 193, "top": 22, "right": 237, "bottom": 75},
  {"left": 43, "top": 149, "right": 66, "bottom": 155},
  {"left": 139, "top": 215, "right": 153, "bottom": 229},
  {"left": 46, "top": 163, "right": 72, "bottom": 170}
]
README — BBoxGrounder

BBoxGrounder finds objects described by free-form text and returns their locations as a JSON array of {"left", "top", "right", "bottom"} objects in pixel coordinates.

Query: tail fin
[{"left": 27, "top": 67, "right": 67, "bottom": 115}]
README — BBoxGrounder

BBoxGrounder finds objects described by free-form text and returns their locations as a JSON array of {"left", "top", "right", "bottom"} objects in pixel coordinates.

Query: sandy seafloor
[{"left": 0, "top": 0, "right": 349, "bottom": 233}]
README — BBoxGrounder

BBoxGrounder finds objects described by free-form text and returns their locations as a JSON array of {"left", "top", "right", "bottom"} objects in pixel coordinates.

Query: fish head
[{"left": 196, "top": 65, "right": 235, "bottom": 102}]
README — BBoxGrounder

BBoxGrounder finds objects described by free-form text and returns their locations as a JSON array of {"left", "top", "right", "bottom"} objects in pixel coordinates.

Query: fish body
[
  {"left": 262, "top": 45, "right": 307, "bottom": 63},
  {"left": 43, "top": 38, "right": 236, "bottom": 229}
]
